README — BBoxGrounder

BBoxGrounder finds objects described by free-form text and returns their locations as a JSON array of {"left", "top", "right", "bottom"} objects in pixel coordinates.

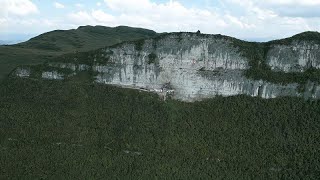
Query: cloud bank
[
  {"left": 54, "top": 2, "right": 65, "bottom": 9},
  {"left": 0, "top": 0, "right": 319, "bottom": 41}
]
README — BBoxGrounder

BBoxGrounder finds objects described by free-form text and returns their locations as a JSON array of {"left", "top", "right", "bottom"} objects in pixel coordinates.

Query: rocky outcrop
[
  {"left": 15, "top": 67, "right": 31, "bottom": 78},
  {"left": 42, "top": 71, "right": 64, "bottom": 80},
  {"left": 14, "top": 32, "right": 320, "bottom": 102},
  {"left": 267, "top": 41, "right": 320, "bottom": 72}
]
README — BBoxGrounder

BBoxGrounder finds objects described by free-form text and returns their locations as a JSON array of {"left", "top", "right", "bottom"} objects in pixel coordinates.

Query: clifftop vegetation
[
  {"left": 1, "top": 28, "right": 320, "bottom": 85},
  {"left": 40, "top": 30, "right": 320, "bottom": 85},
  {"left": 0, "top": 26, "right": 157, "bottom": 81},
  {"left": 267, "top": 31, "right": 320, "bottom": 45},
  {"left": 14, "top": 25, "right": 157, "bottom": 52}
]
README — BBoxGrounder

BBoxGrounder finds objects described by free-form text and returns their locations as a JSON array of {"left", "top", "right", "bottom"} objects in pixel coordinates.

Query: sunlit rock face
[
  {"left": 15, "top": 33, "right": 320, "bottom": 101},
  {"left": 267, "top": 41, "right": 320, "bottom": 72},
  {"left": 15, "top": 67, "right": 30, "bottom": 78},
  {"left": 42, "top": 71, "right": 64, "bottom": 80},
  {"left": 92, "top": 34, "right": 249, "bottom": 101},
  {"left": 90, "top": 34, "right": 320, "bottom": 101},
  {"left": 48, "top": 63, "right": 90, "bottom": 72}
]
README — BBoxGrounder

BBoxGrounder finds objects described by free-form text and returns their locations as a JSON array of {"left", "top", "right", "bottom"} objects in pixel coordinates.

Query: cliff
[{"left": 13, "top": 32, "right": 320, "bottom": 101}]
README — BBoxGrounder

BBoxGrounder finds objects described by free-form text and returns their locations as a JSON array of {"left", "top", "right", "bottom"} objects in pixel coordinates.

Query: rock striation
[
  {"left": 14, "top": 32, "right": 320, "bottom": 101},
  {"left": 267, "top": 41, "right": 320, "bottom": 72}
]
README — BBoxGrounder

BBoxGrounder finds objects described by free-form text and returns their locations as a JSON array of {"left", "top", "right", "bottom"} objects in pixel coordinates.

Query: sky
[{"left": 0, "top": 0, "right": 320, "bottom": 42}]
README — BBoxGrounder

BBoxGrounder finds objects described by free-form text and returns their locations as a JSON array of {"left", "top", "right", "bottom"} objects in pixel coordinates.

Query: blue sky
[{"left": 1, "top": 0, "right": 320, "bottom": 42}]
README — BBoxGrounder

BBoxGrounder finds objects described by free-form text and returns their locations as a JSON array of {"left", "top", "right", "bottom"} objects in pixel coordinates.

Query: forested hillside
[
  {"left": 0, "top": 26, "right": 157, "bottom": 81},
  {"left": 0, "top": 77, "right": 319, "bottom": 179},
  {"left": 1, "top": 27, "right": 320, "bottom": 179}
]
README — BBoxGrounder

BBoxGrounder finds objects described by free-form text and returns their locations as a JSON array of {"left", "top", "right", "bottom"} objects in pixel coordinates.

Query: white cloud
[
  {"left": 65, "top": 0, "right": 320, "bottom": 40},
  {"left": 105, "top": 0, "right": 152, "bottom": 12},
  {"left": 75, "top": 3, "right": 84, "bottom": 8},
  {"left": 0, "top": 18, "right": 8, "bottom": 30},
  {"left": 229, "top": 0, "right": 320, "bottom": 7},
  {"left": 0, "top": 17, "right": 65, "bottom": 34},
  {"left": 68, "top": 10, "right": 116, "bottom": 25},
  {"left": 225, "top": 15, "right": 255, "bottom": 29},
  {"left": 0, "top": 0, "right": 39, "bottom": 32},
  {"left": 68, "top": 11, "right": 96, "bottom": 25},
  {"left": 260, "top": 0, "right": 320, "bottom": 6},
  {"left": 68, "top": 0, "right": 234, "bottom": 34},
  {"left": 224, "top": 0, "right": 320, "bottom": 39},
  {"left": 229, "top": 0, "right": 320, "bottom": 18},
  {"left": 92, "top": 10, "right": 115, "bottom": 23},
  {"left": 0, "top": 0, "right": 38, "bottom": 16},
  {"left": 259, "top": 1, "right": 320, "bottom": 17},
  {"left": 1, "top": 0, "right": 320, "bottom": 41},
  {"left": 54, "top": 2, "right": 65, "bottom": 9}
]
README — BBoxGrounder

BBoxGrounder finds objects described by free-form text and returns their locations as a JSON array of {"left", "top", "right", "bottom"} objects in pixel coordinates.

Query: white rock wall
[
  {"left": 42, "top": 71, "right": 64, "bottom": 80},
  {"left": 267, "top": 41, "right": 320, "bottom": 72},
  {"left": 15, "top": 68, "right": 30, "bottom": 78},
  {"left": 16, "top": 34, "right": 320, "bottom": 101},
  {"left": 91, "top": 35, "right": 319, "bottom": 101}
]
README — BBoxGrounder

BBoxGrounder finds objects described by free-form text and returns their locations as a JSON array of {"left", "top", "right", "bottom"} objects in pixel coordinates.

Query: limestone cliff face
[
  {"left": 267, "top": 41, "right": 320, "bottom": 72},
  {"left": 93, "top": 34, "right": 248, "bottom": 101},
  {"left": 15, "top": 67, "right": 31, "bottom": 78},
  {"left": 14, "top": 33, "right": 320, "bottom": 101}
]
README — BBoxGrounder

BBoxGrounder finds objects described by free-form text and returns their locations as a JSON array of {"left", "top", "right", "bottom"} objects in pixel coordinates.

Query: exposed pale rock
[
  {"left": 15, "top": 33, "right": 320, "bottom": 101},
  {"left": 42, "top": 71, "right": 64, "bottom": 80},
  {"left": 267, "top": 41, "right": 320, "bottom": 72},
  {"left": 15, "top": 68, "right": 30, "bottom": 78},
  {"left": 48, "top": 63, "right": 90, "bottom": 71},
  {"left": 91, "top": 34, "right": 320, "bottom": 101}
]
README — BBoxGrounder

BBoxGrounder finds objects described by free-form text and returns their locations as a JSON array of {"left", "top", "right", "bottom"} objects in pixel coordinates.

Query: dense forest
[{"left": 1, "top": 77, "right": 320, "bottom": 179}]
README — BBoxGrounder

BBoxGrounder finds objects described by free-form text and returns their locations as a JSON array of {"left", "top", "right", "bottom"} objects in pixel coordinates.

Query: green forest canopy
[{"left": 0, "top": 78, "right": 319, "bottom": 179}]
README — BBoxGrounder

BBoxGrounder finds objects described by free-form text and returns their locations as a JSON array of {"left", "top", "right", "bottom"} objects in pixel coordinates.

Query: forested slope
[
  {"left": 0, "top": 26, "right": 157, "bottom": 80},
  {"left": 0, "top": 77, "right": 319, "bottom": 179}
]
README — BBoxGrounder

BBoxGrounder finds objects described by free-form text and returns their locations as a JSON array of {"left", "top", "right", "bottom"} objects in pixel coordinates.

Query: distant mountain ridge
[
  {"left": 14, "top": 25, "right": 157, "bottom": 52},
  {"left": 0, "top": 40, "right": 7, "bottom": 45},
  {"left": 0, "top": 40, "right": 19, "bottom": 45}
]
